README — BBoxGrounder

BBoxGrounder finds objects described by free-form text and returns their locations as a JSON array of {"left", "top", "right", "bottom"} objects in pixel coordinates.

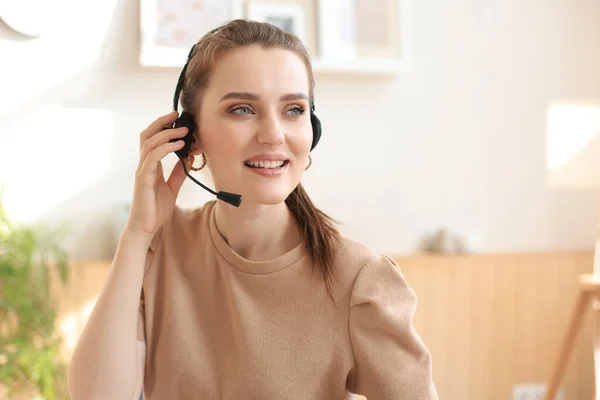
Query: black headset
[{"left": 170, "top": 43, "right": 322, "bottom": 208}]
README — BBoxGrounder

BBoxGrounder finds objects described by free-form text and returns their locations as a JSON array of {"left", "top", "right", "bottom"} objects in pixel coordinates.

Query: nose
[{"left": 256, "top": 111, "right": 284, "bottom": 146}]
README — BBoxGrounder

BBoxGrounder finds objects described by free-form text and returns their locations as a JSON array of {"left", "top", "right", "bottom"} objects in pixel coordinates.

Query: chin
[{"left": 243, "top": 186, "right": 296, "bottom": 206}]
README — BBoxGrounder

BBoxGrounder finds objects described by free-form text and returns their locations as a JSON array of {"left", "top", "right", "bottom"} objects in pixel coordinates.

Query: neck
[{"left": 213, "top": 200, "right": 302, "bottom": 262}]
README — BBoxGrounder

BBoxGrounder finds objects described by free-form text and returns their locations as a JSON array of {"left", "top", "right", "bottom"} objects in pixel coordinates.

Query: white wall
[{"left": 1, "top": 0, "right": 599, "bottom": 260}]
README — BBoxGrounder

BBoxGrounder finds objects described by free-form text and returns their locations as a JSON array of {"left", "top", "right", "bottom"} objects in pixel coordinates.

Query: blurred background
[{"left": 1, "top": 0, "right": 599, "bottom": 399}]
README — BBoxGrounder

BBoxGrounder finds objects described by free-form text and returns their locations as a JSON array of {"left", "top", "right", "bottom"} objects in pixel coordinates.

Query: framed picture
[
  {"left": 352, "top": 0, "right": 401, "bottom": 59},
  {"left": 139, "top": 0, "right": 235, "bottom": 67},
  {"left": 313, "top": 0, "right": 410, "bottom": 73},
  {"left": 242, "top": 0, "right": 319, "bottom": 58}
]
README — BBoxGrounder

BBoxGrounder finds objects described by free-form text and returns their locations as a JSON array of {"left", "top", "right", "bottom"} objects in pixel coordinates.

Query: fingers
[
  {"left": 139, "top": 125, "right": 189, "bottom": 168},
  {"left": 139, "top": 111, "right": 179, "bottom": 152},
  {"left": 138, "top": 140, "right": 185, "bottom": 178},
  {"left": 166, "top": 158, "right": 187, "bottom": 197}
]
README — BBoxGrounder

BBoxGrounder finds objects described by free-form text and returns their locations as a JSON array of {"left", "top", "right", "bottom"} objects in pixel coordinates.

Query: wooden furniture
[
  {"left": 544, "top": 100, "right": 600, "bottom": 399},
  {"left": 545, "top": 273, "right": 600, "bottom": 400},
  {"left": 56, "top": 251, "right": 595, "bottom": 399}
]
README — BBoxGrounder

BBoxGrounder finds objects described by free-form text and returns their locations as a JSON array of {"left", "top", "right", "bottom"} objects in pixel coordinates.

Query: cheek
[
  {"left": 290, "top": 123, "right": 314, "bottom": 154},
  {"left": 202, "top": 118, "right": 249, "bottom": 153}
]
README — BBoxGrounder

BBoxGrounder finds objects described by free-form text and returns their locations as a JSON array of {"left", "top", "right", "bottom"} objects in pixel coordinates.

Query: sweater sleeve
[
  {"left": 136, "top": 226, "right": 164, "bottom": 343},
  {"left": 347, "top": 254, "right": 438, "bottom": 400}
]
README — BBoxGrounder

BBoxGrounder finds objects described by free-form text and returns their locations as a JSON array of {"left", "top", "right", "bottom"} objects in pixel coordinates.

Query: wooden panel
[
  {"left": 395, "top": 251, "right": 595, "bottom": 400},
  {"left": 55, "top": 252, "right": 596, "bottom": 399}
]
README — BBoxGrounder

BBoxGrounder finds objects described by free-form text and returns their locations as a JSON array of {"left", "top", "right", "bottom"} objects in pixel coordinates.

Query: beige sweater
[{"left": 137, "top": 201, "right": 437, "bottom": 399}]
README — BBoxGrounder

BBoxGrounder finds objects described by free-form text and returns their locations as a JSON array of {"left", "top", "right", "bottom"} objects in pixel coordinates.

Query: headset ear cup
[
  {"left": 173, "top": 111, "right": 197, "bottom": 159},
  {"left": 310, "top": 111, "right": 321, "bottom": 151}
]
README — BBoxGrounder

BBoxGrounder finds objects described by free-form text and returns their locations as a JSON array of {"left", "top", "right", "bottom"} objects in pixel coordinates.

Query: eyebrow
[{"left": 219, "top": 92, "right": 308, "bottom": 102}]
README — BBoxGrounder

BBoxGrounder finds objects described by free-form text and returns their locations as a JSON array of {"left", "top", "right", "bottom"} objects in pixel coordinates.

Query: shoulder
[
  {"left": 330, "top": 234, "right": 411, "bottom": 304},
  {"left": 349, "top": 251, "right": 414, "bottom": 308},
  {"left": 170, "top": 200, "right": 214, "bottom": 230},
  {"left": 159, "top": 201, "right": 214, "bottom": 245},
  {"left": 143, "top": 200, "right": 215, "bottom": 272}
]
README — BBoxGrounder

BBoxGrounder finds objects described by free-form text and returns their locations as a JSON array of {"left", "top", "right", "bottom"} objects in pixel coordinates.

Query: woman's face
[{"left": 193, "top": 44, "right": 313, "bottom": 206}]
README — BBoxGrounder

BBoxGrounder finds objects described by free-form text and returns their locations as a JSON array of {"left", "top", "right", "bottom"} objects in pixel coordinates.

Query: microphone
[{"left": 176, "top": 156, "right": 243, "bottom": 207}]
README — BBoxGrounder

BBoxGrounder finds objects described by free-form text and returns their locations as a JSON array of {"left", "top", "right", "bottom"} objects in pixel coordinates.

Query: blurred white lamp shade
[{"left": 546, "top": 100, "right": 600, "bottom": 189}]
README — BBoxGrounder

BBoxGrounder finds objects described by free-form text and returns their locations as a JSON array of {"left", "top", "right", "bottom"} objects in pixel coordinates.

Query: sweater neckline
[{"left": 207, "top": 201, "right": 308, "bottom": 274}]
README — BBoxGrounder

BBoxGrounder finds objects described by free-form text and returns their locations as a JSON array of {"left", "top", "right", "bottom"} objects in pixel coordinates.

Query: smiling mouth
[{"left": 243, "top": 160, "right": 289, "bottom": 169}]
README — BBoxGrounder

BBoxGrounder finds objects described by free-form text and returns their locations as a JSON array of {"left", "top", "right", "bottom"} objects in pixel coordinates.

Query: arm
[
  {"left": 67, "top": 230, "right": 154, "bottom": 400},
  {"left": 67, "top": 112, "right": 188, "bottom": 399},
  {"left": 347, "top": 255, "right": 438, "bottom": 400}
]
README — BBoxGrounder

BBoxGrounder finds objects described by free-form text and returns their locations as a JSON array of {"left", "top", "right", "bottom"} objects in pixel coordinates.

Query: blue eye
[
  {"left": 287, "top": 107, "right": 305, "bottom": 116},
  {"left": 230, "top": 106, "right": 254, "bottom": 115}
]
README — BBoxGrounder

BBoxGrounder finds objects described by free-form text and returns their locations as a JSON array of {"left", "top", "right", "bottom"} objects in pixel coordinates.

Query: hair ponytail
[{"left": 285, "top": 183, "right": 341, "bottom": 299}]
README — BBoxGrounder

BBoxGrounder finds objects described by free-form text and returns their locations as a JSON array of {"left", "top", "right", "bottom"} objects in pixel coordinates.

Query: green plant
[{"left": 0, "top": 186, "right": 71, "bottom": 400}]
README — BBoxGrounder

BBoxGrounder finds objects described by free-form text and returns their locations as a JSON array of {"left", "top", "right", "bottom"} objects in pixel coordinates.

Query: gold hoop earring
[
  {"left": 187, "top": 153, "right": 207, "bottom": 171},
  {"left": 305, "top": 154, "right": 312, "bottom": 170}
]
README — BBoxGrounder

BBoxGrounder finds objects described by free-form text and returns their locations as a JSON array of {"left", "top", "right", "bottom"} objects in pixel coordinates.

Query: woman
[{"left": 68, "top": 19, "right": 437, "bottom": 400}]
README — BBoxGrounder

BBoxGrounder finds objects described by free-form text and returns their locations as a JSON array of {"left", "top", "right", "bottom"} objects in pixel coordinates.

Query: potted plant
[{"left": 0, "top": 187, "right": 71, "bottom": 400}]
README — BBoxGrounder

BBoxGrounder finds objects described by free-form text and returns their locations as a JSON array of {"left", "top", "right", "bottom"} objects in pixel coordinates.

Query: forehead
[{"left": 206, "top": 45, "right": 310, "bottom": 98}]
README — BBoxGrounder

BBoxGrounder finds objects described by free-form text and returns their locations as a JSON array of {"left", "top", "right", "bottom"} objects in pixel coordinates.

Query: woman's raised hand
[{"left": 125, "top": 111, "right": 191, "bottom": 243}]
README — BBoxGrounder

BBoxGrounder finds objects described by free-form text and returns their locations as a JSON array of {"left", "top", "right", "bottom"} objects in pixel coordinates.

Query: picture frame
[
  {"left": 353, "top": 0, "right": 402, "bottom": 59},
  {"left": 241, "top": 0, "right": 319, "bottom": 58},
  {"left": 138, "top": 0, "right": 411, "bottom": 75},
  {"left": 312, "top": 0, "right": 410, "bottom": 74},
  {"left": 139, "top": 0, "right": 236, "bottom": 67}
]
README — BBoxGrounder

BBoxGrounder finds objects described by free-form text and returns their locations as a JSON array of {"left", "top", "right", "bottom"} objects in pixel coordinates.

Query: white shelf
[{"left": 139, "top": 0, "right": 412, "bottom": 77}]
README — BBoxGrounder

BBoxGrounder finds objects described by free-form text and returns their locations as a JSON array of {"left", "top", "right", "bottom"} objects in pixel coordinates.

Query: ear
[
  {"left": 188, "top": 113, "right": 205, "bottom": 155},
  {"left": 188, "top": 130, "right": 204, "bottom": 155}
]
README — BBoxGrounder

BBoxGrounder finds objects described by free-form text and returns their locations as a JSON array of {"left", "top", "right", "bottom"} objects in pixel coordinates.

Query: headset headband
[{"left": 173, "top": 45, "right": 196, "bottom": 112}]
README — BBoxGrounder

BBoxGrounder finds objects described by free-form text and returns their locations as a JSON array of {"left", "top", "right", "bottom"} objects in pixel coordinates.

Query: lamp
[{"left": 544, "top": 100, "right": 600, "bottom": 400}]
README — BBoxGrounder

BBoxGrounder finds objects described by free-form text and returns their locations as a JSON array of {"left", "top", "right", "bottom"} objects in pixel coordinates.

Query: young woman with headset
[{"left": 67, "top": 19, "right": 438, "bottom": 400}]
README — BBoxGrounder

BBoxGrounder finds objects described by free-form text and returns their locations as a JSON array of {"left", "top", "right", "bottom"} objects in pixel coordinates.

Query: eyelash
[{"left": 229, "top": 105, "right": 306, "bottom": 116}]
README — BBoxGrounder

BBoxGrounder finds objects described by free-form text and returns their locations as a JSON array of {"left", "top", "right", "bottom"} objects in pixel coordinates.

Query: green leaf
[{"left": 0, "top": 188, "right": 72, "bottom": 400}]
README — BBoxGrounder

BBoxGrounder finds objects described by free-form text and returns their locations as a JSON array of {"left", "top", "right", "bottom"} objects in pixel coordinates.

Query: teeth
[{"left": 245, "top": 160, "right": 285, "bottom": 168}]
